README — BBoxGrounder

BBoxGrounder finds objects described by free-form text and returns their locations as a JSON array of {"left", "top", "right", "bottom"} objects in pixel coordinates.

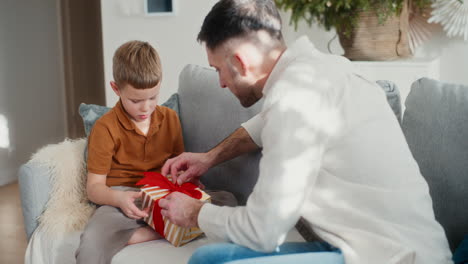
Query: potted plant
[{"left": 275, "top": 0, "right": 433, "bottom": 61}]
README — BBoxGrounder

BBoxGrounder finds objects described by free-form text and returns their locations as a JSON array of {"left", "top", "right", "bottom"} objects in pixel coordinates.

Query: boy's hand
[
  {"left": 117, "top": 191, "right": 149, "bottom": 220},
  {"left": 162, "top": 152, "right": 212, "bottom": 186}
]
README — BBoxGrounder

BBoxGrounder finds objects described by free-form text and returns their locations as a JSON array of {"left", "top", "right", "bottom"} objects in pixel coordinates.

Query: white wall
[
  {"left": 0, "top": 0, "right": 67, "bottom": 185},
  {"left": 416, "top": 32, "right": 468, "bottom": 85},
  {"left": 101, "top": 1, "right": 468, "bottom": 106},
  {"left": 101, "top": 0, "right": 218, "bottom": 106}
]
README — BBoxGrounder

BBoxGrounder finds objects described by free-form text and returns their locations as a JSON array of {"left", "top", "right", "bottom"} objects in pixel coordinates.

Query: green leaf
[{"left": 275, "top": 0, "right": 434, "bottom": 32}]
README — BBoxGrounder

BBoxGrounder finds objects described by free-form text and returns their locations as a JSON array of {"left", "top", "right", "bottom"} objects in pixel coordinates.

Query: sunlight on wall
[{"left": 0, "top": 114, "right": 10, "bottom": 149}]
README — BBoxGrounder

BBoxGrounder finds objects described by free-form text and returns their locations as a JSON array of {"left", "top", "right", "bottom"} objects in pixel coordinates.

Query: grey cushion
[
  {"left": 78, "top": 103, "right": 111, "bottom": 136},
  {"left": 177, "top": 64, "right": 263, "bottom": 204},
  {"left": 402, "top": 78, "right": 468, "bottom": 251}
]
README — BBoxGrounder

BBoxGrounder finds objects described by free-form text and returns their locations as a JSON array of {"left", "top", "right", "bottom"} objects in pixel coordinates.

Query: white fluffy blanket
[{"left": 29, "top": 138, "right": 95, "bottom": 237}]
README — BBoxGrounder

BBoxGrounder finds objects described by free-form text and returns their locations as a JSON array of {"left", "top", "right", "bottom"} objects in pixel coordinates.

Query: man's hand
[
  {"left": 117, "top": 191, "right": 149, "bottom": 220},
  {"left": 162, "top": 127, "right": 259, "bottom": 186},
  {"left": 158, "top": 192, "right": 204, "bottom": 228},
  {"left": 162, "top": 152, "right": 213, "bottom": 186}
]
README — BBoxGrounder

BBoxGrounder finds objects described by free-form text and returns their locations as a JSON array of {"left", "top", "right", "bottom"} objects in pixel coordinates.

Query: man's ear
[
  {"left": 110, "top": 81, "right": 120, "bottom": 96},
  {"left": 232, "top": 52, "right": 249, "bottom": 76}
]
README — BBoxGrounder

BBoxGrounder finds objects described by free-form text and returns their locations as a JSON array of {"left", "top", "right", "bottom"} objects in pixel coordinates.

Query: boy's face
[{"left": 111, "top": 82, "right": 160, "bottom": 123}]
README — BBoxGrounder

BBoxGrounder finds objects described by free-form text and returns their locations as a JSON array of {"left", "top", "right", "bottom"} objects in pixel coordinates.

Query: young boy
[{"left": 75, "top": 40, "right": 184, "bottom": 263}]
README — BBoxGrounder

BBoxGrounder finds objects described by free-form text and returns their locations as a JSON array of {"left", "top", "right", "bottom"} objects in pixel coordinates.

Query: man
[{"left": 158, "top": 0, "right": 453, "bottom": 263}]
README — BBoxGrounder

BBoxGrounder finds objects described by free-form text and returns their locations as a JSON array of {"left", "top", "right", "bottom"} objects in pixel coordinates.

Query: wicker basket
[{"left": 337, "top": 1, "right": 411, "bottom": 61}]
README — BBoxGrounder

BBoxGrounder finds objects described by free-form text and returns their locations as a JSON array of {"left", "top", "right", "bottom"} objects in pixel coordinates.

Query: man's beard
[
  {"left": 230, "top": 67, "right": 261, "bottom": 108},
  {"left": 237, "top": 87, "right": 260, "bottom": 108}
]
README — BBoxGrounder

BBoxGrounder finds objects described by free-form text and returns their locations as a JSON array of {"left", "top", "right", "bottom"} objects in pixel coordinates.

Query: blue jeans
[
  {"left": 454, "top": 235, "right": 468, "bottom": 264},
  {"left": 188, "top": 241, "right": 344, "bottom": 264}
]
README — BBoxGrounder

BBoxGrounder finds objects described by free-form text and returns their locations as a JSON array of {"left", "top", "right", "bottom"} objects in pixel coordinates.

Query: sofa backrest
[
  {"left": 177, "top": 64, "right": 263, "bottom": 204},
  {"left": 402, "top": 78, "right": 468, "bottom": 251}
]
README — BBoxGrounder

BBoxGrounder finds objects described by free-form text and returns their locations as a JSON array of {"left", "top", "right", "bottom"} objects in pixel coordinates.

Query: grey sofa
[{"left": 18, "top": 64, "right": 467, "bottom": 263}]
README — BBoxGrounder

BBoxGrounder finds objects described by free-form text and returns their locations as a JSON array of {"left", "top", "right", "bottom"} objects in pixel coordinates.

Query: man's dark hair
[{"left": 197, "top": 0, "right": 283, "bottom": 50}]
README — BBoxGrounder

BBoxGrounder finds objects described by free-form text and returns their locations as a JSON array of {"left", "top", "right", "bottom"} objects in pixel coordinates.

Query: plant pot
[{"left": 337, "top": 3, "right": 411, "bottom": 61}]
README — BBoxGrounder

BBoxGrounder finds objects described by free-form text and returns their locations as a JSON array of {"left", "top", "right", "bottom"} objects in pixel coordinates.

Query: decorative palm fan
[
  {"left": 408, "top": 4, "right": 437, "bottom": 53},
  {"left": 429, "top": 0, "right": 468, "bottom": 41}
]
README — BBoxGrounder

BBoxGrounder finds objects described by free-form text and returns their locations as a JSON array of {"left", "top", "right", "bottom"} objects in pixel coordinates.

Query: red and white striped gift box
[{"left": 140, "top": 184, "right": 211, "bottom": 247}]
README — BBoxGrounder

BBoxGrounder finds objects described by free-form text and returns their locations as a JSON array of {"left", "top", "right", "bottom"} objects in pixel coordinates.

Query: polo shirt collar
[
  {"left": 149, "top": 106, "right": 164, "bottom": 135},
  {"left": 115, "top": 100, "right": 163, "bottom": 134}
]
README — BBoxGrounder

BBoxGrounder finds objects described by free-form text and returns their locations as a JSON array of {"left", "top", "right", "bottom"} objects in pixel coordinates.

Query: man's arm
[
  {"left": 162, "top": 126, "right": 260, "bottom": 185},
  {"left": 157, "top": 127, "right": 260, "bottom": 228},
  {"left": 207, "top": 126, "right": 260, "bottom": 167}
]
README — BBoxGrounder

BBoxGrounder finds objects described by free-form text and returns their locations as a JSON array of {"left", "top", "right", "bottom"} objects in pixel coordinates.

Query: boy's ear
[{"left": 110, "top": 81, "right": 120, "bottom": 96}]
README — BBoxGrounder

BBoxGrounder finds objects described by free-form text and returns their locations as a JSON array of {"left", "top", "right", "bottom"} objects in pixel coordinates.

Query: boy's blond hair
[{"left": 112, "top": 40, "right": 162, "bottom": 89}]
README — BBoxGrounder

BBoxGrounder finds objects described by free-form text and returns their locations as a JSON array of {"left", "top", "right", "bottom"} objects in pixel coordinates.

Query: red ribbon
[{"left": 136, "top": 172, "right": 202, "bottom": 237}]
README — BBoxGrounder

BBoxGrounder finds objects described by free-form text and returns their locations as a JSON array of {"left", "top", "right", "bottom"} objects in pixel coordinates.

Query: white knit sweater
[{"left": 198, "top": 36, "right": 452, "bottom": 264}]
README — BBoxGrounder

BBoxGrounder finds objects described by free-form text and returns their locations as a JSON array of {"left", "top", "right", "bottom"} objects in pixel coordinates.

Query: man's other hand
[{"left": 158, "top": 192, "right": 204, "bottom": 228}]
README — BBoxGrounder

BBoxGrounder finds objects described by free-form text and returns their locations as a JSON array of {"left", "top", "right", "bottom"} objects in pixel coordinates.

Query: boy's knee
[
  {"left": 76, "top": 209, "right": 113, "bottom": 260},
  {"left": 76, "top": 232, "right": 101, "bottom": 261},
  {"left": 76, "top": 228, "right": 118, "bottom": 263},
  {"left": 77, "top": 228, "right": 105, "bottom": 253}
]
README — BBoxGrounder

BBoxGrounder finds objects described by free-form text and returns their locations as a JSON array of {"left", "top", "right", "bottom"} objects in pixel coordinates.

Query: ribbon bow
[{"left": 136, "top": 172, "right": 202, "bottom": 237}]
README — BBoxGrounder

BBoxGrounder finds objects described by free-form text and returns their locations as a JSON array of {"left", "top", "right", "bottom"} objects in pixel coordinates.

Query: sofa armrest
[{"left": 18, "top": 162, "right": 51, "bottom": 240}]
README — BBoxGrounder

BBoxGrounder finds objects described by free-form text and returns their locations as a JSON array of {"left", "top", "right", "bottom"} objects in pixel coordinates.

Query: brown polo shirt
[{"left": 87, "top": 100, "right": 184, "bottom": 187}]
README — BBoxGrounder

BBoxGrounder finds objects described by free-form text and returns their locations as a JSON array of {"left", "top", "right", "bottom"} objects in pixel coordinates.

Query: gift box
[{"left": 137, "top": 172, "right": 211, "bottom": 247}]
